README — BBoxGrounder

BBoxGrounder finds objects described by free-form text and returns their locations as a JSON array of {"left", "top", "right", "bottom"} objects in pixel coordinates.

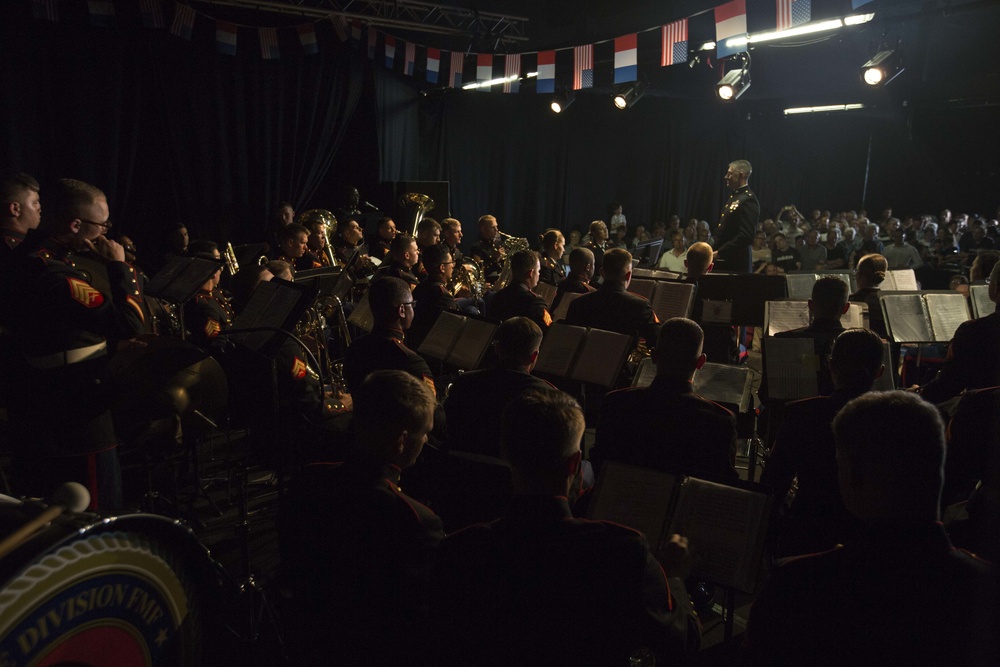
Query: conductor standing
[{"left": 713, "top": 160, "right": 759, "bottom": 273}]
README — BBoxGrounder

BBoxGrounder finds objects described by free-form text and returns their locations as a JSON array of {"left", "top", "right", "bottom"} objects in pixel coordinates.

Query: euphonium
[
  {"left": 493, "top": 233, "right": 530, "bottom": 290},
  {"left": 400, "top": 192, "right": 435, "bottom": 237},
  {"left": 297, "top": 209, "right": 339, "bottom": 267}
]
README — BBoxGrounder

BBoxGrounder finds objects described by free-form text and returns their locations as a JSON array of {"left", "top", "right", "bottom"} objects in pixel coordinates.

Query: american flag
[
  {"left": 449, "top": 51, "right": 464, "bottom": 88},
  {"left": 31, "top": 0, "right": 59, "bottom": 22},
  {"left": 367, "top": 26, "right": 377, "bottom": 59},
  {"left": 259, "top": 27, "right": 280, "bottom": 60},
  {"left": 661, "top": 19, "right": 688, "bottom": 67},
  {"left": 138, "top": 0, "right": 164, "bottom": 29},
  {"left": 573, "top": 45, "right": 593, "bottom": 90},
  {"left": 169, "top": 2, "right": 196, "bottom": 41},
  {"left": 404, "top": 42, "right": 416, "bottom": 75},
  {"left": 504, "top": 54, "right": 521, "bottom": 93},
  {"left": 777, "top": 0, "right": 811, "bottom": 31}
]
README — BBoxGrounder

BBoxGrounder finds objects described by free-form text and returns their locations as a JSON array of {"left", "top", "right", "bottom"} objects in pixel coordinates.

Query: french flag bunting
[
  {"left": 169, "top": 2, "right": 196, "bottom": 41},
  {"left": 216, "top": 21, "right": 237, "bottom": 55},
  {"left": 404, "top": 42, "right": 416, "bottom": 75},
  {"left": 88, "top": 1, "right": 115, "bottom": 28},
  {"left": 449, "top": 51, "right": 464, "bottom": 88},
  {"left": 298, "top": 23, "right": 318, "bottom": 55},
  {"left": 715, "top": 0, "right": 748, "bottom": 59},
  {"left": 573, "top": 44, "right": 593, "bottom": 90},
  {"left": 614, "top": 34, "right": 638, "bottom": 84},
  {"left": 330, "top": 16, "right": 348, "bottom": 42},
  {"left": 777, "top": 0, "right": 811, "bottom": 31},
  {"left": 477, "top": 54, "right": 493, "bottom": 89},
  {"left": 138, "top": 0, "right": 164, "bottom": 28},
  {"left": 504, "top": 54, "right": 521, "bottom": 93},
  {"left": 536, "top": 50, "right": 555, "bottom": 94},
  {"left": 350, "top": 20, "right": 362, "bottom": 45},
  {"left": 661, "top": 19, "right": 688, "bottom": 67},
  {"left": 367, "top": 26, "right": 377, "bottom": 59},
  {"left": 259, "top": 27, "right": 280, "bottom": 60},
  {"left": 31, "top": 0, "right": 59, "bottom": 21},
  {"left": 427, "top": 48, "right": 440, "bottom": 83},
  {"left": 385, "top": 35, "right": 396, "bottom": 68}
]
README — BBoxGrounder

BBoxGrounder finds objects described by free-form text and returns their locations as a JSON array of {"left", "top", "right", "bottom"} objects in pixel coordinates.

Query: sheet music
[
  {"left": 925, "top": 293, "right": 970, "bottom": 342},
  {"left": 764, "top": 337, "right": 820, "bottom": 400},
  {"left": 884, "top": 269, "right": 918, "bottom": 291},
  {"left": 765, "top": 301, "right": 810, "bottom": 336},
  {"left": 970, "top": 285, "right": 994, "bottom": 319},
  {"left": 631, "top": 267, "right": 657, "bottom": 279},
  {"left": 448, "top": 318, "right": 497, "bottom": 370},
  {"left": 347, "top": 293, "right": 374, "bottom": 332},
  {"left": 841, "top": 303, "right": 866, "bottom": 329},
  {"left": 571, "top": 328, "right": 632, "bottom": 386},
  {"left": 535, "top": 323, "right": 586, "bottom": 377},
  {"left": 632, "top": 357, "right": 658, "bottom": 388},
  {"left": 417, "top": 311, "right": 465, "bottom": 361},
  {"left": 701, "top": 300, "right": 733, "bottom": 324},
  {"left": 534, "top": 281, "right": 557, "bottom": 308},
  {"left": 651, "top": 282, "right": 696, "bottom": 321},
  {"left": 589, "top": 462, "right": 678, "bottom": 551},
  {"left": 881, "top": 294, "right": 933, "bottom": 343},
  {"left": 693, "top": 363, "right": 752, "bottom": 412},
  {"left": 872, "top": 342, "right": 895, "bottom": 391},
  {"left": 551, "top": 291, "right": 583, "bottom": 321},
  {"left": 628, "top": 279, "right": 655, "bottom": 300},
  {"left": 785, "top": 273, "right": 817, "bottom": 300}
]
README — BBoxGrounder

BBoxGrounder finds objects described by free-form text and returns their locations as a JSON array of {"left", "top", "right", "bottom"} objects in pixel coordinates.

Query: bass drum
[{"left": 0, "top": 505, "right": 228, "bottom": 666}]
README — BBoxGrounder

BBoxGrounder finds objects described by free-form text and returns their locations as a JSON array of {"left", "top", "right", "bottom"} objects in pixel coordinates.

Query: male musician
[
  {"left": 591, "top": 317, "right": 737, "bottom": 480},
  {"left": 565, "top": 248, "right": 658, "bottom": 343},
  {"left": 372, "top": 234, "right": 421, "bottom": 289},
  {"left": 274, "top": 222, "right": 310, "bottom": 273},
  {"left": 332, "top": 218, "right": 366, "bottom": 266},
  {"left": 440, "top": 217, "right": 464, "bottom": 266},
  {"left": 713, "top": 159, "right": 759, "bottom": 273},
  {"left": 302, "top": 218, "right": 333, "bottom": 268},
  {"left": 409, "top": 244, "right": 459, "bottom": 351},
  {"left": 469, "top": 214, "right": 503, "bottom": 284},
  {"left": 8, "top": 178, "right": 144, "bottom": 510},
  {"left": 583, "top": 220, "right": 609, "bottom": 286},
  {"left": 550, "top": 246, "right": 596, "bottom": 315},
  {"left": 184, "top": 240, "right": 234, "bottom": 351},
  {"left": 367, "top": 216, "right": 397, "bottom": 262},
  {"left": 413, "top": 217, "right": 441, "bottom": 281},
  {"left": 337, "top": 185, "right": 363, "bottom": 225},
  {"left": 0, "top": 171, "right": 41, "bottom": 259},
  {"left": 487, "top": 249, "right": 552, "bottom": 331}
]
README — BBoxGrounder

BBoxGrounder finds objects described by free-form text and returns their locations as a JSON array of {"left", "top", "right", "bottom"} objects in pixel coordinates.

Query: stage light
[
  {"left": 551, "top": 90, "right": 575, "bottom": 114},
  {"left": 716, "top": 55, "right": 750, "bottom": 101},
  {"left": 612, "top": 82, "right": 646, "bottom": 110},
  {"left": 784, "top": 104, "right": 865, "bottom": 115},
  {"left": 861, "top": 49, "right": 904, "bottom": 86}
]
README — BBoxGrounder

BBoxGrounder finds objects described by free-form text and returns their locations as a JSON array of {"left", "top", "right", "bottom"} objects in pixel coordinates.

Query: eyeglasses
[
  {"left": 80, "top": 218, "right": 112, "bottom": 230},
  {"left": 401, "top": 301, "right": 416, "bottom": 308}
]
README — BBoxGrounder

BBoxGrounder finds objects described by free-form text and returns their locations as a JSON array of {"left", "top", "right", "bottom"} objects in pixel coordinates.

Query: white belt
[{"left": 26, "top": 342, "right": 108, "bottom": 369}]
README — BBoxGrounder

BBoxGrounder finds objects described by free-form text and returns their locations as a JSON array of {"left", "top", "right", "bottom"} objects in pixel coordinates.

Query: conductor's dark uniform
[{"left": 713, "top": 185, "right": 759, "bottom": 273}]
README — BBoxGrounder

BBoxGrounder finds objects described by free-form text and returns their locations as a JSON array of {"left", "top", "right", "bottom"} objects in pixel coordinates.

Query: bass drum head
[{"left": 0, "top": 514, "right": 215, "bottom": 666}]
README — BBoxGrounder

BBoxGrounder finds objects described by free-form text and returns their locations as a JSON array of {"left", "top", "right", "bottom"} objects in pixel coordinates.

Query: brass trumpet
[{"left": 223, "top": 242, "right": 240, "bottom": 275}]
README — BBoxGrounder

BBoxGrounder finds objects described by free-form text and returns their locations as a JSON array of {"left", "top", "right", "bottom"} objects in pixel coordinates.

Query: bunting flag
[
  {"left": 31, "top": 0, "right": 58, "bottom": 21},
  {"left": 573, "top": 44, "right": 593, "bottom": 90},
  {"left": 851, "top": 0, "right": 874, "bottom": 8},
  {"left": 614, "top": 34, "right": 638, "bottom": 84},
  {"left": 777, "top": 0, "right": 811, "bottom": 31},
  {"left": 661, "top": 19, "right": 688, "bottom": 66},
  {"left": 477, "top": 54, "right": 493, "bottom": 88},
  {"left": 138, "top": 0, "right": 164, "bottom": 28},
  {"left": 367, "top": 26, "right": 376, "bottom": 59},
  {"left": 404, "top": 42, "right": 416, "bottom": 75},
  {"left": 330, "top": 15, "right": 347, "bottom": 42},
  {"left": 449, "top": 51, "right": 464, "bottom": 87},
  {"left": 536, "top": 50, "right": 556, "bottom": 93},
  {"left": 427, "top": 48, "right": 440, "bottom": 83},
  {"left": 350, "top": 19, "right": 362, "bottom": 45},
  {"left": 385, "top": 35, "right": 396, "bottom": 68},
  {"left": 215, "top": 21, "right": 237, "bottom": 55},
  {"left": 715, "top": 0, "right": 748, "bottom": 59},
  {"left": 87, "top": 1, "right": 115, "bottom": 28},
  {"left": 504, "top": 54, "right": 521, "bottom": 93},
  {"left": 298, "top": 23, "right": 318, "bottom": 55},
  {"left": 259, "top": 27, "right": 280, "bottom": 60},
  {"left": 169, "top": 3, "right": 196, "bottom": 41}
]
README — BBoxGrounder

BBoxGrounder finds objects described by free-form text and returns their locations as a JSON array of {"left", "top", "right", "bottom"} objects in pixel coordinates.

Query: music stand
[
  {"left": 146, "top": 256, "right": 225, "bottom": 340},
  {"left": 632, "top": 238, "right": 664, "bottom": 267},
  {"left": 696, "top": 274, "right": 788, "bottom": 327}
]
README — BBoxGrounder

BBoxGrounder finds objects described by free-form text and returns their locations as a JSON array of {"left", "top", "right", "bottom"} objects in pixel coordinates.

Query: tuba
[
  {"left": 297, "top": 209, "right": 338, "bottom": 267},
  {"left": 493, "top": 232, "right": 530, "bottom": 290},
  {"left": 400, "top": 193, "right": 435, "bottom": 237}
]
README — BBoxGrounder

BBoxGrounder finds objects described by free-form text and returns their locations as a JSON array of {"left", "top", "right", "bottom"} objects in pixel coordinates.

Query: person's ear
[
  {"left": 567, "top": 450, "right": 582, "bottom": 476},
  {"left": 695, "top": 353, "right": 707, "bottom": 370},
  {"left": 841, "top": 302, "right": 850, "bottom": 315},
  {"left": 875, "top": 364, "right": 885, "bottom": 379}
]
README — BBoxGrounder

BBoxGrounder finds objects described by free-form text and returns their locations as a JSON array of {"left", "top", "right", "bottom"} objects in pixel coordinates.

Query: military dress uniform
[
  {"left": 488, "top": 282, "right": 552, "bottom": 330},
  {"left": 409, "top": 277, "right": 459, "bottom": 351},
  {"left": 564, "top": 281, "right": 659, "bottom": 342},
  {"left": 469, "top": 237, "right": 503, "bottom": 284},
  {"left": 184, "top": 287, "right": 235, "bottom": 351},
  {"left": 551, "top": 272, "right": 596, "bottom": 315},
  {"left": 343, "top": 326, "right": 435, "bottom": 395},
  {"left": 8, "top": 229, "right": 145, "bottom": 510},
  {"left": 713, "top": 185, "right": 759, "bottom": 273},
  {"left": 1, "top": 228, "right": 25, "bottom": 258},
  {"left": 295, "top": 251, "right": 326, "bottom": 272},
  {"left": 539, "top": 255, "right": 566, "bottom": 286}
]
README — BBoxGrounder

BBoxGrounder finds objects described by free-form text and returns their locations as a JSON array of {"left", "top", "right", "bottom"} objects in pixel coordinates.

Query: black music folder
[
  {"left": 231, "top": 278, "right": 315, "bottom": 357},
  {"left": 696, "top": 274, "right": 787, "bottom": 326},
  {"left": 417, "top": 311, "right": 499, "bottom": 370},
  {"left": 145, "top": 255, "right": 223, "bottom": 305},
  {"left": 533, "top": 322, "right": 633, "bottom": 387}
]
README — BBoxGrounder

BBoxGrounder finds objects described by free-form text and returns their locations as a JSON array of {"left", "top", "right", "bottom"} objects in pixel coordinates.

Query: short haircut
[
  {"left": 856, "top": 253, "right": 888, "bottom": 286},
  {"left": 970, "top": 250, "right": 1000, "bottom": 281},
  {"left": 43, "top": 178, "right": 104, "bottom": 227},
  {"left": 495, "top": 316, "right": 543, "bottom": 364},
  {"left": 830, "top": 329, "right": 885, "bottom": 390},
  {"left": 187, "top": 239, "right": 219, "bottom": 261},
  {"left": 501, "top": 389, "right": 584, "bottom": 477},
  {"left": 0, "top": 170, "right": 39, "bottom": 205},
  {"left": 368, "top": 277, "right": 411, "bottom": 321},
  {"left": 440, "top": 217, "right": 460, "bottom": 233},
  {"left": 540, "top": 228, "right": 564, "bottom": 251},
  {"left": 353, "top": 370, "right": 435, "bottom": 453},
  {"left": 588, "top": 220, "right": 606, "bottom": 236},
  {"left": 389, "top": 233, "right": 416, "bottom": 258},
  {"left": 685, "top": 242, "right": 714, "bottom": 275},
  {"left": 654, "top": 318, "right": 704, "bottom": 378},
  {"left": 266, "top": 259, "right": 292, "bottom": 280},
  {"left": 421, "top": 243, "right": 451, "bottom": 268},
  {"left": 568, "top": 246, "right": 594, "bottom": 274},
  {"left": 278, "top": 223, "right": 308, "bottom": 243},
  {"left": 810, "top": 276, "right": 849, "bottom": 319},
  {"left": 478, "top": 214, "right": 496, "bottom": 229},
  {"left": 601, "top": 248, "right": 632, "bottom": 280},
  {"left": 729, "top": 159, "right": 752, "bottom": 177},
  {"left": 378, "top": 216, "right": 396, "bottom": 230},
  {"left": 511, "top": 249, "right": 540, "bottom": 280},
  {"left": 417, "top": 217, "right": 441, "bottom": 238},
  {"left": 304, "top": 218, "right": 327, "bottom": 234}
]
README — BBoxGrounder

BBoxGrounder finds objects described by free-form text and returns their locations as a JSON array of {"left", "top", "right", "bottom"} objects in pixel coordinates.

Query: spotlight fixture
[
  {"left": 716, "top": 54, "right": 750, "bottom": 101},
  {"left": 551, "top": 90, "right": 575, "bottom": 114},
  {"left": 861, "top": 49, "right": 904, "bottom": 86},
  {"left": 612, "top": 82, "right": 646, "bottom": 110}
]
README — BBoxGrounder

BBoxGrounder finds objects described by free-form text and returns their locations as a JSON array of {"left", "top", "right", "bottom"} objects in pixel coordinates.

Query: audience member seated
[
  {"left": 658, "top": 230, "right": 689, "bottom": 273},
  {"left": 409, "top": 243, "right": 460, "bottom": 351},
  {"left": 280, "top": 370, "right": 442, "bottom": 665},
  {"left": 550, "top": 246, "right": 595, "bottom": 313},
  {"left": 565, "top": 247, "right": 658, "bottom": 343},
  {"left": 487, "top": 249, "right": 552, "bottom": 330},
  {"left": 882, "top": 229, "right": 924, "bottom": 270},
  {"left": 744, "top": 391, "right": 997, "bottom": 666},
  {"left": 432, "top": 389, "right": 700, "bottom": 667},
  {"left": 591, "top": 317, "right": 737, "bottom": 481}
]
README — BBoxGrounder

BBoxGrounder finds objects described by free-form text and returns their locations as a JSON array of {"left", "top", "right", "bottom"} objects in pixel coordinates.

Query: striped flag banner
[
  {"left": 614, "top": 34, "right": 638, "bottom": 84},
  {"left": 404, "top": 42, "right": 416, "bottom": 75},
  {"left": 449, "top": 51, "right": 464, "bottom": 88},
  {"left": 259, "top": 27, "right": 280, "bottom": 60},
  {"left": 715, "top": 0, "right": 748, "bottom": 59},
  {"left": 851, "top": 0, "right": 874, "bottom": 8},
  {"left": 216, "top": 21, "right": 237, "bottom": 55},
  {"left": 777, "top": 0, "right": 811, "bottom": 31},
  {"left": 169, "top": 2, "right": 196, "bottom": 41},
  {"left": 427, "top": 48, "right": 440, "bottom": 83},
  {"left": 573, "top": 44, "right": 593, "bottom": 90},
  {"left": 661, "top": 19, "right": 688, "bottom": 66},
  {"left": 477, "top": 54, "right": 493, "bottom": 89},
  {"left": 298, "top": 23, "right": 318, "bottom": 55},
  {"left": 385, "top": 35, "right": 396, "bottom": 68},
  {"left": 367, "top": 26, "right": 376, "bottom": 59},
  {"left": 31, "top": 0, "right": 59, "bottom": 21},
  {"left": 350, "top": 19, "right": 362, "bottom": 45},
  {"left": 536, "top": 50, "right": 555, "bottom": 94},
  {"left": 138, "top": 0, "right": 164, "bottom": 28},
  {"left": 504, "top": 54, "right": 521, "bottom": 93},
  {"left": 330, "top": 15, "right": 348, "bottom": 42},
  {"left": 88, "top": 1, "right": 115, "bottom": 28}
]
